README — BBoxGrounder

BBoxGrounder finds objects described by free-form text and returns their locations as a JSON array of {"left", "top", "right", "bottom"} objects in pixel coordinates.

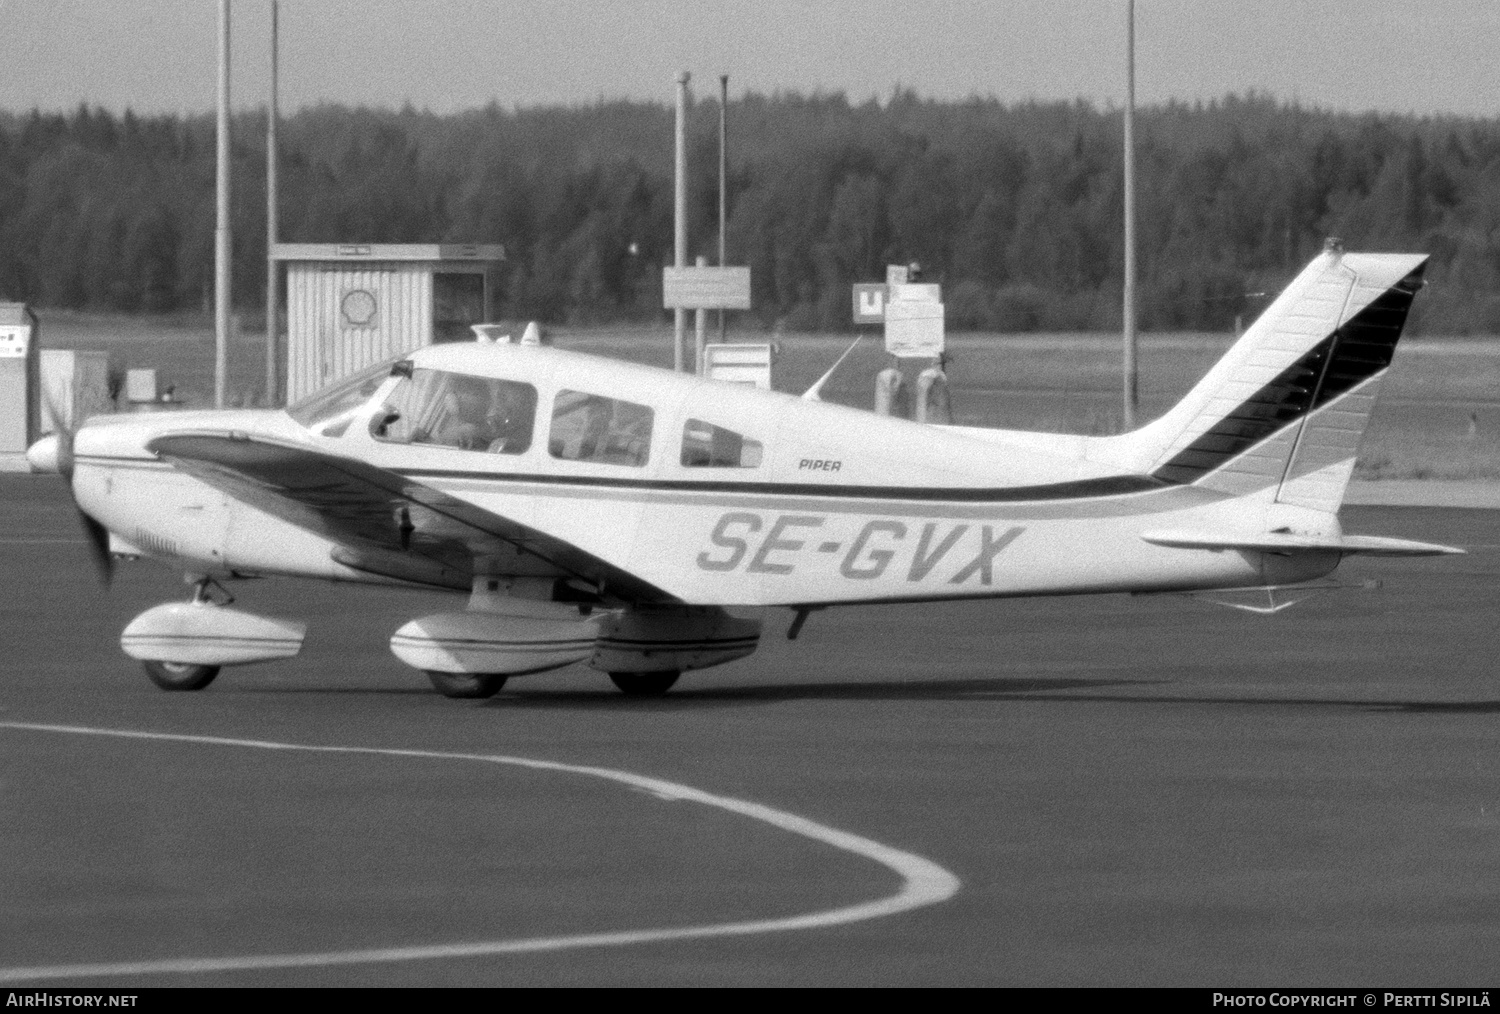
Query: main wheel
[
  {"left": 608, "top": 671, "right": 680, "bottom": 697},
  {"left": 425, "top": 671, "right": 509, "bottom": 699},
  {"left": 142, "top": 660, "right": 221, "bottom": 691}
]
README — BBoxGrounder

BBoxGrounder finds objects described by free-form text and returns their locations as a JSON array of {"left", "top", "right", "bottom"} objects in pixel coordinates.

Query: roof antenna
[{"left": 802, "top": 336, "right": 863, "bottom": 402}]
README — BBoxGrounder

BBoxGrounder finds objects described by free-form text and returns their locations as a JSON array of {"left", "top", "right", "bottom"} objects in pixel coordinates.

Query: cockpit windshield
[
  {"left": 286, "top": 359, "right": 397, "bottom": 437},
  {"left": 372, "top": 368, "right": 538, "bottom": 454}
]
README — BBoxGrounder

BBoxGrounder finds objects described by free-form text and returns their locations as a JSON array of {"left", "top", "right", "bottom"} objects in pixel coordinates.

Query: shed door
[{"left": 432, "top": 273, "right": 485, "bottom": 343}]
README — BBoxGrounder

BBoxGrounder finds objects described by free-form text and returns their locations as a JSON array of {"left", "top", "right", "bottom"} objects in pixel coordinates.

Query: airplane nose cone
[{"left": 26, "top": 433, "right": 61, "bottom": 474}]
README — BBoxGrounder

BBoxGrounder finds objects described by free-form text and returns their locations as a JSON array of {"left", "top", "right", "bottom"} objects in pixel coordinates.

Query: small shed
[{"left": 272, "top": 243, "right": 505, "bottom": 403}]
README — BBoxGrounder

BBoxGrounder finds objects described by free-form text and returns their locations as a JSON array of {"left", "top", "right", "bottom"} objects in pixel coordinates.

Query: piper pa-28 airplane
[{"left": 27, "top": 245, "right": 1461, "bottom": 698}]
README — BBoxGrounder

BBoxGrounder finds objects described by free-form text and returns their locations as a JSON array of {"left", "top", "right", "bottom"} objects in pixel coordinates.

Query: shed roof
[{"left": 271, "top": 243, "right": 504, "bottom": 263}]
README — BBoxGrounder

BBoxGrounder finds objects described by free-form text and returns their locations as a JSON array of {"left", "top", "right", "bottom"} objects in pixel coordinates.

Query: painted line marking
[
  {"left": 0, "top": 721, "right": 960, "bottom": 983},
  {"left": 0, "top": 538, "right": 87, "bottom": 545}
]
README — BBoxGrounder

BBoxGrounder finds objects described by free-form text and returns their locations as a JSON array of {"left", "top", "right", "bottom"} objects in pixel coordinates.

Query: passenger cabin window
[
  {"left": 681, "top": 419, "right": 763, "bottom": 468},
  {"left": 287, "top": 359, "right": 394, "bottom": 438},
  {"left": 372, "top": 368, "right": 537, "bottom": 454},
  {"left": 548, "top": 390, "right": 653, "bottom": 467}
]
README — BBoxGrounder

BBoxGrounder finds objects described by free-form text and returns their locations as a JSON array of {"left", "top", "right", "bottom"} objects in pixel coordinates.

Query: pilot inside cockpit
[{"left": 373, "top": 368, "right": 537, "bottom": 455}]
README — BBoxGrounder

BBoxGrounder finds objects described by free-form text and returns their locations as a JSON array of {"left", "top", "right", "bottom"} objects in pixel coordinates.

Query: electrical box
[
  {"left": 126, "top": 368, "right": 159, "bottom": 404},
  {"left": 0, "top": 303, "right": 39, "bottom": 469},
  {"left": 702, "top": 343, "right": 774, "bottom": 390}
]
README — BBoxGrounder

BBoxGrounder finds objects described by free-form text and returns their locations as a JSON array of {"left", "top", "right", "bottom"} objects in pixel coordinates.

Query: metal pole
[
  {"left": 673, "top": 71, "right": 689, "bottom": 373},
  {"left": 264, "top": 0, "right": 278, "bottom": 407},
  {"left": 694, "top": 254, "right": 707, "bottom": 373},
  {"left": 1122, "top": 0, "right": 1138, "bottom": 430},
  {"left": 215, "top": 0, "right": 232, "bottom": 409},
  {"left": 718, "top": 73, "right": 728, "bottom": 344}
]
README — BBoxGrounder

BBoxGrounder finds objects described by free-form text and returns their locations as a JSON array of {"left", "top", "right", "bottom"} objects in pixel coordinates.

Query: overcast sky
[{"left": 1, "top": 0, "right": 1498, "bottom": 117}]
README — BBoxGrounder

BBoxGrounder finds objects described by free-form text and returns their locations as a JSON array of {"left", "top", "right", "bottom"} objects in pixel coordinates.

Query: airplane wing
[
  {"left": 147, "top": 432, "right": 677, "bottom": 602},
  {"left": 1139, "top": 530, "right": 1464, "bottom": 557}
]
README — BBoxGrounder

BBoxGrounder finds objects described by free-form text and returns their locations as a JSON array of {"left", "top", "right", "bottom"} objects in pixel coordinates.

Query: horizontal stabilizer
[{"left": 1140, "top": 530, "right": 1464, "bottom": 557}]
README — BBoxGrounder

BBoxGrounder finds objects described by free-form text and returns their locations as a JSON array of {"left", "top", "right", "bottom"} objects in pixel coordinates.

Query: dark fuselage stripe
[{"left": 396, "top": 469, "right": 1169, "bottom": 503}]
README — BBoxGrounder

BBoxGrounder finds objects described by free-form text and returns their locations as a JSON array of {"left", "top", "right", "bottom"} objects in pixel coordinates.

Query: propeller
[{"left": 30, "top": 387, "right": 114, "bottom": 587}]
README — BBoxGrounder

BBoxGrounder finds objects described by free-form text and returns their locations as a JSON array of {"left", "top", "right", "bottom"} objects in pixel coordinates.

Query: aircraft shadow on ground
[
  {"left": 223, "top": 675, "right": 1500, "bottom": 714},
  {"left": 483, "top": 676, "right": 1500, "bottom": 715}
]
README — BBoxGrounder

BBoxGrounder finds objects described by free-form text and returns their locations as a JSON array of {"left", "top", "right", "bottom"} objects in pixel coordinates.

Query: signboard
[
  {"left": 886, "top": 264, "right": 910, "bottom": 286},
  {"left": 0, "top": 325, "right": 30, "bottom": 358},
  {"left": 852, "top": 283, "right": 887, "bottom": 324},
  {"left": 885, "top": 283, "right": 945, "bottom": 358},
  {"left": 891, "top": 282, "right": 940, "bottom": 303},
  {"left": 662, "top": 266, "right": 752, "bottom": 310},
  {"left": 703, "top": 343, "right": 773, "bottom": 390},
  {"left": 885, "top": 300, "right": 945, "bottom": 358}
]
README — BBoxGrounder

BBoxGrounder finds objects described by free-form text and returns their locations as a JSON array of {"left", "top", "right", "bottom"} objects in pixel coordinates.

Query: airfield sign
[
  {"left": 885, "top": 292, "right": 945, "bottom": 358},
  {"left": 662, "top": 266, "right": 752, "bottom": 309},
  {"left": 855, "top": 280, "right": 945, "bottom": 358},
  {"left": 852, "top": 283, "right": 887, "bottom": 324}
]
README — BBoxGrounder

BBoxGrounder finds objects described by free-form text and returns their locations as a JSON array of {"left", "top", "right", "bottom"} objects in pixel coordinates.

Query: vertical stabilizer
[{"left": 1099, "top": 248, "right": 1426, "bottom": 508}]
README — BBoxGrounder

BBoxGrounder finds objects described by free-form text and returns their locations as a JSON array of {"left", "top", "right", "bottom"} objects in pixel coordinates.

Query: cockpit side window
[
  {"left": 681, "top": 419, "right": 763, "bottom": 468},
  {"left": 548, "top": 390, "right": 653, "bottom": 466},
  {"left": 286, "top": 360, "right": 395, "bottom": 437},
  {"left": 371, "top": 368, "right": 538, "bottom": 454}
]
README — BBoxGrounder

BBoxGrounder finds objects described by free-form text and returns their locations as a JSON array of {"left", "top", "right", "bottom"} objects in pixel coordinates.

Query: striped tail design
[{"left": 1132, "top": 249, "right": 1427, "bottom": 509}]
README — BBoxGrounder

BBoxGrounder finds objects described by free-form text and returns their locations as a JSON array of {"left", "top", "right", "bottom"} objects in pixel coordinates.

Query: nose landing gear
[
  {"left": 120, "top": 576, "right": 307, "bottom": 692},
  {"left": 143, "top": 659, "right": 221, "bottom": 691}
]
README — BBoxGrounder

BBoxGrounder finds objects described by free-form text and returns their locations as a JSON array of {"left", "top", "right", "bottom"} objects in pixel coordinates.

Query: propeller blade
[
  {"left": 36, "top": 380, "right": 111, "bottom": 586},
  {"left": 77, "top": 509, "right": 114, "bottom": 587},
  {"left": 35, "top": 382, "right": 75, "bottom": 480}
]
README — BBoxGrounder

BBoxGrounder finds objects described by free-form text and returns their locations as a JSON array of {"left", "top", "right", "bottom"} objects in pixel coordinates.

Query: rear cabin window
[
  {"left": 548, "top": 390, "right": 653, "bottom": 467},
  {"left": 371, "top": 368, "right": 537, "bottom": 454},
  {"left": 681, "top": 419, "right": 763, "bottom": 468}
]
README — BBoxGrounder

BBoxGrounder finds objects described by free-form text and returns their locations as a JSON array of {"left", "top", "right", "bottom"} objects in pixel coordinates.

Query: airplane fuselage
[{"left": 71, "top": 341, "right": 1338, "bottom": 608}]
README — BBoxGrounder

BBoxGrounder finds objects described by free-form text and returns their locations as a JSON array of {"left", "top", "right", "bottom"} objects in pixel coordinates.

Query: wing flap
[
  {"left": 149, "top": 432, "right": 676, "bottom": 601},
  {"left": 1140, "top": 529, "right": 1464, "bottom": 557}
]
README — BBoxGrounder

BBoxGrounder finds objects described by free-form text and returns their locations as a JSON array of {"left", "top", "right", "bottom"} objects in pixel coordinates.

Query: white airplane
[{"left": 27, "top": 245, "right": 1460, "bottom": 698}]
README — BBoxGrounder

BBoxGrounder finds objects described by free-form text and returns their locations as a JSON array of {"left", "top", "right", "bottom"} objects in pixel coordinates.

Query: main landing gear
[
  {"left": 421, "top": 670, "right": 679, "bottom": 698},
  {"left": 608, "top": 671, "right": 680, "bottom": 697},
  {"left": 424, "top": 671, "right": 509, "bottom": 699}
]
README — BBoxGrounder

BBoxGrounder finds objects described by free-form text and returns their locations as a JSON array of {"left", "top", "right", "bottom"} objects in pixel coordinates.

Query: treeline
[{"left": 3, "top": 92, "right": 1500, "bottom": 332}]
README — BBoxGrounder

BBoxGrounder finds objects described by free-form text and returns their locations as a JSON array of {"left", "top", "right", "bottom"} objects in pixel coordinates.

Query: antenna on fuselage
[{"left": 801, "top": 335, "right": 863, "bottom": 402}]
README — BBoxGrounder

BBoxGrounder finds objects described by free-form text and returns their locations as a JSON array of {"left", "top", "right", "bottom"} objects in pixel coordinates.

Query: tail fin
[{"left": 1107, "top": 247, "right": 1427, "bottom": 510}]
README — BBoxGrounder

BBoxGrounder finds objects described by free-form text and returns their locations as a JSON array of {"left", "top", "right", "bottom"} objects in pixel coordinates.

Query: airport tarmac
[{"left": 1, "top": 473, "right": 1497, "bottom": 986}]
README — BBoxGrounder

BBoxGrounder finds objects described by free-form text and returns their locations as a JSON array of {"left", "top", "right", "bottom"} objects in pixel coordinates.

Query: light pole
[
  {"left": 673, "top": 71, "right": 689, "bottom": 373},
  {"left": 265, "top": 0, "right": 278, "bottom": 406},
  {"left": 215, "top": 0, "right": 232, "bottom": 409},
  {"left": 718, "top": 73, "right": 728, "bottom": 344},
  {"left": 1122, "top": 0, "right": 1138, "bottom": 430}
]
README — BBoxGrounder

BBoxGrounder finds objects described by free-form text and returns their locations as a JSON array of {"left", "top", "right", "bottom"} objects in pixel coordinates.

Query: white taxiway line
[{"left": 0, "top": 721, "right": 961, "bottom": 983}]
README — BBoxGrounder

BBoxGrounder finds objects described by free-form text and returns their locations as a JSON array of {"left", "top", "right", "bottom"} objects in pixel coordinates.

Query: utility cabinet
[
  {"left": 273, "top": 243, "right": 504, "bottom": 403},
  {"left": 0, "top": 303, "right": 39, "bottom": 469}
]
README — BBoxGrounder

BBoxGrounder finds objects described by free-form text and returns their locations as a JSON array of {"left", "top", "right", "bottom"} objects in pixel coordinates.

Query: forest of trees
[{"left": 2, "top": 91, "right": 1500, "bottom": 333}]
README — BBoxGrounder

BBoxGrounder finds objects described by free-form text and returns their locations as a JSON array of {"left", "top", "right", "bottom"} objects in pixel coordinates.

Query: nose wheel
[{"left": 142, "top": 659, "right": 221, "bottom": 691}]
